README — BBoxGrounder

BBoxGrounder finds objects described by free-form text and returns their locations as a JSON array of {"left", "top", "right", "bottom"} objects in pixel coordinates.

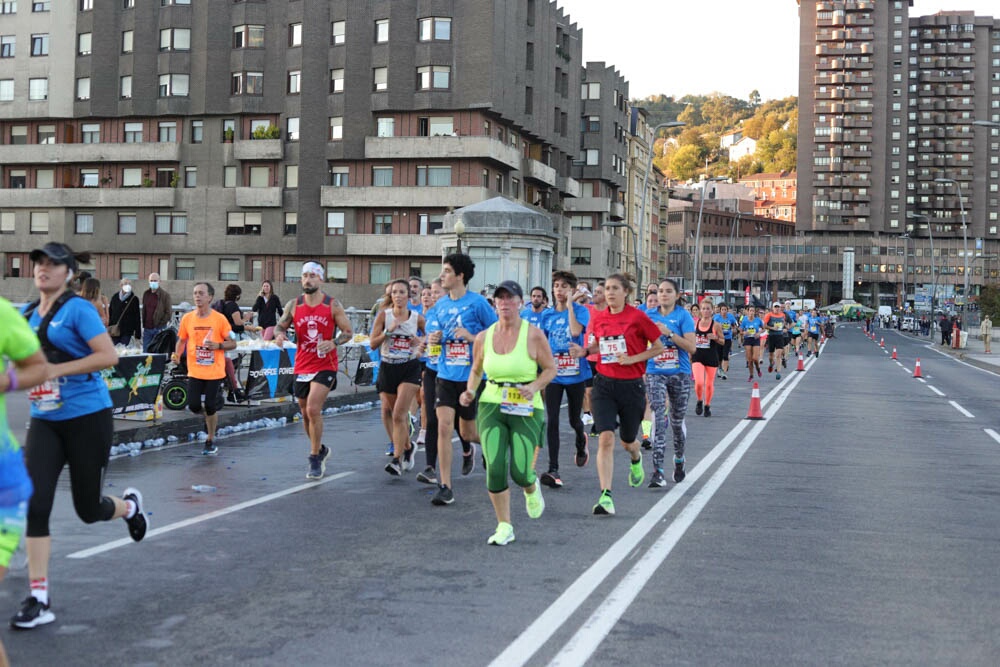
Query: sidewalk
[{"left": 894, "top": 325, "right": 999, "bottom": 374}]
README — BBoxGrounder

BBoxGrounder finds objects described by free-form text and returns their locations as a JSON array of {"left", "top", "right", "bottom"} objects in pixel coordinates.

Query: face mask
[
  {"left": 122, "top": 285, "right": 132, "bottom": 294},
  {"left": 149, "top": 281, "right": 159, "bottom": 290}
]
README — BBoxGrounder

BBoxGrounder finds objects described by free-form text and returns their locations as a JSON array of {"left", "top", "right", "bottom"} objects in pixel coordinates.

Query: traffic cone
[
  {"left": 891, "top": 346, "right": 897, "bottom": 360},
  {"left": 745, "top": 382, "right": 765, "bottom": 420},
  {"left": 913, "top": 358, "right": 923, "bottom": 378},
  {"left": 880, "top": 337, "right": 885, "bottom": 348},
  {"left": 796, "top": 353, "right": 805, "bottom": 372}
]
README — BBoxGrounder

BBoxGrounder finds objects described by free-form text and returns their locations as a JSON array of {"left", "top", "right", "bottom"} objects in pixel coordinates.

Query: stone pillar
[
  {"left": 529, "top": 247, "right": 541, "bottom": 289},
  {"left": 500, "top": 244, "right": 511, "bottom": 282}
]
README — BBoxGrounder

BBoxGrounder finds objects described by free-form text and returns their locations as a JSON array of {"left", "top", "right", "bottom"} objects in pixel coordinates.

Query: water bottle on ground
[{"left": 191, "top": 485, "right": 217, "bottom": 493}]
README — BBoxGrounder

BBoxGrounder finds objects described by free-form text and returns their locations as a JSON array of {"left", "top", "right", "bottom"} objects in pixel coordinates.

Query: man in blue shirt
[
  {"left": 712, "top": 303, "right": 739, "bottom": 380},
  {"left": 520, "top": 286, "right": 548, "bottom": 327}
]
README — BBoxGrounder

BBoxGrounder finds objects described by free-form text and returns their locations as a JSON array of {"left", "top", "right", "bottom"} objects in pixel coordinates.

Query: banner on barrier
[
  {"left": 102, "top": 354, "right": 167, "bottom": 417},
  {"left": 245, "top": 348, "right": 297, "bottom": 400}
]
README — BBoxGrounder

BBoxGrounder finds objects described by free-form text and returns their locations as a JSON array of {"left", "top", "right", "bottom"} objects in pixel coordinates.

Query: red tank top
[{"left": 293, "top": 294, "right": 338, "bottom": 373}]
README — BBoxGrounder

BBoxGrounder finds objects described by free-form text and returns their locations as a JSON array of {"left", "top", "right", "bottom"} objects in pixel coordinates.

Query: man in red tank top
[{"left": 274, "top": 262, "right": 353, "bottom": 480}]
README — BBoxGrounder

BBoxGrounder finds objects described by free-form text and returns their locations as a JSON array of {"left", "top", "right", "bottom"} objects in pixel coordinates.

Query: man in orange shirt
[{"left": 172, "top": 282, "right": 235, "bottom": 455}]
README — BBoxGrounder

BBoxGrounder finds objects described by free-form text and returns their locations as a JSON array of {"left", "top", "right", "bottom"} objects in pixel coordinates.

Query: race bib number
[
  {"left": 721, "top": 322, "right": 731, "bottom": 332},
  {"left": 744, "top": 327, "right": 757, "bottom": 336},
  {"left": 296, "top": 372, "right": 317, "bottom": 382},
  {"left": 195, "top": 344, "right": 215, "bottom": 367},
  {"left": 387, "top": 334, "right": 411, "bottom": 361},
  {"left": 500, "top": 386, "right": 533, "bottom": 416},
  {"left": 445, "top": 341, "right": 470, "bottom": 366},
  {"left": 28, "top": 380, "right": 62, "bottom": 412},
  {"left": 555, "top": 353, "right": 580, "bottom": 377},
  {"left": 427, "top": 342, "right": 442, "bottom": 359},
  {"left": 771, "top": 321, "right": 784, "bottom": 331},
  {"left": 599, "top": 336, "right": 627, "bottom": 364},
  {"left": 653, "top": 347, "right": 678, "bottom": 371},
  {"left": 695, "top": 334, "right": 711, "bottom": 349}
]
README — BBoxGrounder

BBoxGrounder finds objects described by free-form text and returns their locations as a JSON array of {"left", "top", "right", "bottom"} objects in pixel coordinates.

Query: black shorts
[
  {"left": 376, "top": 359, "right": 422, "bottom": 394},
  {"left": 720, "top": 339, "right": 733, "bottom": 361},
  {"left": 435, "top": 377, "right": 484, "bottom": 421},
  {"left": 293, "top": 370, "right": 338, "bottom": 399},
  {"left": 188, "top": 377, "right": 224, "bottom": 416},
  {"left": 743, "top": 337, "right": 759, "bottom": 347},
  {"left": 767, "top": 334, "right": 785, "bottom": 353},
  {"left": 586, "top": 360, "right": 598, "bottom": 388},
  {"left": 590, "top": 374, "right": 645, "bottom": 443}
]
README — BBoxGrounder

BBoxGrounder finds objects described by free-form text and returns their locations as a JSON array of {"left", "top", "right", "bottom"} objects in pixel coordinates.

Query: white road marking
[
  {"left": 985, "top": 429, "right": 1000, "bottom": 445},
  {"left": 922, "top": 343, "right": 998, "bottom": 377},
  {"left": 895, "top": 361, "right": 903, "bottom": 367},
  {"left": 949, "top": 401, "right": 975, "bottom": 418},
  {"left": 927, "top": 385, "right": 945, "bottom": 397},
  {"left": 490, "top": 359, "right": 813, "bottom": 667},
  {"left": 917, "top": 378, "right": 926, "bottom": 383},
  {"left": 67, "top": 471, "right": 355, "bottom": 559}
]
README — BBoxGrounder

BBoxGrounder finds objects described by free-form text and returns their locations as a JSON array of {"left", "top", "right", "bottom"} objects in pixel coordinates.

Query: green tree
[
  {"left": 980, "top": 284, "right": 1000, "bottom": 320},
  {"left": 749, "top": 89, "right": 761, "bottom": 109},
  {"left": 668, "top": 144, "right": 705, "bottom": 181},
  {"left": 677, "top": 104, "right": 704, "bottom": 127}
]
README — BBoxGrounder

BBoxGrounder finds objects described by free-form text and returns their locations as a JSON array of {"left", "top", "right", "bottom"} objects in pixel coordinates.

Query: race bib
[
  {"left": 744, "top": 327, "right": 757, "bottom": 336},
  {"left": 500, "top": 386, "right": 533, "bottom": 416},
  {"left": 296, "top": 372, "right": 317, "bottom": 382},
  {"left": 427, "top": 342, "right": 442, "bottom": 359},
  {"left": 445, "top": 340, "right": 470, "bottom": 366},
  {"left": 555, "top": 353, "right": 580, "bottom": 377},
  {"left": 695, "top": 334, "right": 711, "bottom": 349},
  {"left": 721, "top": 322, "right": 731, "bottom": 332},
  {"left": 195, "top": 344, "right": 214, "bottom": 366},
  {"left": 387, "top": 334, "right": 411, "bottom": 361},
  {"left": 653, "top": 347, "right": 678, "bottom": 371},
  {"left": 599, "top": 335, "right": 627, "bottom": 364},
  {"left": 772, "top": 321, "right": 784, "bottom": 331},
  {"left": 28, "top": 380, "right": 62, "bottom": 412}
]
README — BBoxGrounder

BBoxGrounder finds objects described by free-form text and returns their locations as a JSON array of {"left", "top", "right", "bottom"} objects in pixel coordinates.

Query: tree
[
  {"left": 980, "top": 284, "right": 1000, "bottom": 321},
  {"left": 677, "top": 104, "right": 704, "bottom": 127},
  {"left": 668, "top": 144, "right": 705, "bottom": 181},
  {"left": 749, "top": 89, "right": 761, "bottom": 109}
]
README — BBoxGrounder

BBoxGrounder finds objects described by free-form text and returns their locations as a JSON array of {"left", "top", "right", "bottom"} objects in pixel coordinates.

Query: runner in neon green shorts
[{"left": 460, "top": 281, "right": 556, "bottom": 546}]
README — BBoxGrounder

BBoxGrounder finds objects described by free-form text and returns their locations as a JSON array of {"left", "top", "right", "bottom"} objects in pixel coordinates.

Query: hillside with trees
[{"left": 636, "top": 92, "right": 798, "bottom": 181}]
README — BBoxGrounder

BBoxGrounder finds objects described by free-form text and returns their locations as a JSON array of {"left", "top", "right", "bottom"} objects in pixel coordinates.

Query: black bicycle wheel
[{"left": 163, "top": 380, "right": 189, "bottom": 410}]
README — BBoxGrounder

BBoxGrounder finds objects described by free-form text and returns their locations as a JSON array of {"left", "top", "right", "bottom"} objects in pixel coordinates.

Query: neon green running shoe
[
  {"left": 487, "top": 521, "right": 515, "bottom": 546},
  {"left": 592, "top": 490, "right": 615, "bottom": 515},
  {"left": 524, "top": 485, "right": 545, "bottom": 519},
  {"left": 629, "top": 453, "right": 645, "bottom": 487}
]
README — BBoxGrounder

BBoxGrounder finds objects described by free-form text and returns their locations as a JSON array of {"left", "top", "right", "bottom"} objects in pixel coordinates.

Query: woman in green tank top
[{"left": 460, "top": 281, "right": 556, "bottom": 546}]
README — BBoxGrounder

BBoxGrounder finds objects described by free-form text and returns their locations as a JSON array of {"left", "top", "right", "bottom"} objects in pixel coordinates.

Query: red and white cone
[
  {"left": 879, "top": 337, "right": 885, "bottom": 348},
  {"left": 913, "top": 358, "right": 923, "bottom": 379},
  {"left": 745, "top": 382, "right": 765, "bottom": 420},
  {"left": 796, "top": 352, "right": 805, "bottom": 372},
  {"left": 891, "top": 346, "right": 897, "bottom": 360}
]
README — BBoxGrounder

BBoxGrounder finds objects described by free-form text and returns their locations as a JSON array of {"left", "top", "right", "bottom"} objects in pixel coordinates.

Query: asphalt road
[{"left": 4, "top": 327, "right": 998, "bottom": 666}]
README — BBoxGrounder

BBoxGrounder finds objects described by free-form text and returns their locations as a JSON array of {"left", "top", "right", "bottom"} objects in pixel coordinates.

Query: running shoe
[
  {"left": 592, "top": 490, "right": 615, "bottom": 515},
  {"left": 673, "top": 460, "right": 686, "bottom": 483},
  {"left": 402, "top": 443, "right": 417, "bottom": 471},
  {"left": 575, "top": 442, "right": 590, "bottom": 467},
  {"left": 431, "top": 485, "right": 454, "bottom": 505},
  {"left": 416, "top": 466, "right": 437, "bottom": 485},
  {"left": 775, "top": 372, "right": 781, "bottom": 380},
  {"left": 581, "top": 412, "right": 594, "bottom": 426},
  {"left": 703, "top": 405, "right": 712, "bottom": 418},
  {"left": 695, "top": 400, "right": 703, "bottom": 416},
  {"left": 416, "top": 429, "right": 426, "bottom": 446},
  {"left": 539, "top": 470, "right": 563, "bottom": 489},
  {"left": 768, "top": 364, "right": 774, "bottom": 373},
  {"left": 122, "top": 487, "right": 147, "bottom": 542},
  {"left": 718, "top": 371, "right": 727, "bottom": 380},
  {"left": 384, "top": 458, "right": 402, "bottom": 476},
  {"left": 202, "top": 441, "right": 218, "bottom": 456},
  {"left": 782, "top": 357, "right": 787, "bottom": 369},
  {"left": 757, "top": 366, "right": 762, "bottom": 378},
  {"left": 628, "top": 453, "right": 645, "bottom": 487},
  {"left": 487, "top": 521, "right": 515, "bottom": 546},
  {"left": 641, "top": 438, "right": 652, "bottom": 450},
  {"left": 384, "top": 441, "right": 394, "bottom": 456},
  {"left": 524, "top": 485, "right": 545, "bottom": 519},
  {"left": 648, "top": 469, "right": 667, "bottom": 488},
  {"left": 461, "top": 443, "right": 477, "bottom": 476},
  {"left": 305, "top": 444, "right": 330, "bottom": 480},
  {"left": 10, "top": 597, "right": 54, "bottom": 630},
  {"left": 748, "top": 375, "right": 753, "bottom": 382}
]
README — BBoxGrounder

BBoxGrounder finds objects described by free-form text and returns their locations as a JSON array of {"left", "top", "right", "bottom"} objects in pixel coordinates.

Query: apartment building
[
  {"left": 739, "top": 171, "right": 798, "bottom": 223},
  {"left": 0, "top": 0, "right": 583, "bottom": 304}
]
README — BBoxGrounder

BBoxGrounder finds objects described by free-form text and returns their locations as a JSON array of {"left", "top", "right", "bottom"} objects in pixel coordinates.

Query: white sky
[{"left": 559, "top": 0, "right": 1000, "bottom": 101}]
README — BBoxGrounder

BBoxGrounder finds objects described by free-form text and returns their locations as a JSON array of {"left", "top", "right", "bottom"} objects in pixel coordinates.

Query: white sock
[
  {"left": 30, "top": 578, "right": 48, "bottom": 605},
  {"left": 125, "top": 499, "right": 137, "bottom": 519}
]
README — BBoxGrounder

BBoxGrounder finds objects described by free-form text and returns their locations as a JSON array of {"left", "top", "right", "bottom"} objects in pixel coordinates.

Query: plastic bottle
[
  {"left": 316, "top": 333, "right": 326, "bottom": 358},
  {"left": 203, "top": 328, "right": 213, "bottom": 347},
  {"left": 191, "top": 485, "right": 217, "bottom": 493}
]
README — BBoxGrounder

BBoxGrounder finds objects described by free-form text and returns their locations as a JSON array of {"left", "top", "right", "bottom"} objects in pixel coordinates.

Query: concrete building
[
  {"left": 727, "top": 136, "right": 758, "bottom": 162},
  {"left": 624, "top": 106, "right": 661, "bottom": 288},
  {"left": 740, "top": 171, "right": 798, "bottom": 223},
  {"left": 0, "top": 0, "right": 584, "bottom": 305}
]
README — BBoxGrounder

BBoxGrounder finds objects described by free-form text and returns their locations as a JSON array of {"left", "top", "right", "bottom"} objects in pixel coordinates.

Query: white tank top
[{"left": 380, "top": 309, "right": 420, "bottom": 364}]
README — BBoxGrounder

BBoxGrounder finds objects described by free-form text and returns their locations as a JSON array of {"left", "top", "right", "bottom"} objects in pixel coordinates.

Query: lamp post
[
  {"left": 692, "top": 175, "right": 728, "bottom": 301},
  {"left": 454, "top": 217, "right": 465, "bottom": 254},
  {"left": 908, "top": 212, "right": 937, "bottom": 315},
  {"left": 933, "top": 177, "right": 969, "bottom": 322},
  {"left": 636, "top": 121, "right": 686, "bottom": 291},
  {"left": 724, "top": 210, "right": 742, "bottom": 307},
  {"left": 899, "top": 233, "right": 911, "bottom": 312},
  {"left": 603, "top": 220, "right": 637, "bottom": 279},
  {"left": 762, "top": 234, "right": 773, "bottom": 303}
]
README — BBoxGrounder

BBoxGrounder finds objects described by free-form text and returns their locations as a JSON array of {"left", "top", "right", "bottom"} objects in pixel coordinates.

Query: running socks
[
  {"left": 30, "top": 578, "right": 48, "bottom": 606},
  {"left": 641, "top": 420, "right": 651, "bottom": 441},
  {"left": 125, "top": 499, "right": 138, "bottom": 519}
]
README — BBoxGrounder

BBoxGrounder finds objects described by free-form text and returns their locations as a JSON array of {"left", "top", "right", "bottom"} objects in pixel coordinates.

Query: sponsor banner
[
  {"left": 103, "top": 354, "right": 167, "bottom": 416},
  {"left": 246, "top": 348, "right": 297, "bottom": 400},
  {"left": 355, "top": 347, "right": 379, "bottom": 387}
]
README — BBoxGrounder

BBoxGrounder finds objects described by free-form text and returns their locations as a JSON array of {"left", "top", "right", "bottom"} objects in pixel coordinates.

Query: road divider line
[
  {"left": 949, "top": 401, "right": 975, "bottom": 418},
  {"left": 927, "top": 385, "right": 945, "bottom": 396},
  {"left": 490, "top": 356, "right": 814, "bottom": 667},
  {"left": 917, "top": 378, "right": 926, "bottom": 383},
  {"left": 67, "top": 471, "right": 355, "bottom": 559},
  {"left": 985, "top": 429, "right": 1000, "bottom": 445}
]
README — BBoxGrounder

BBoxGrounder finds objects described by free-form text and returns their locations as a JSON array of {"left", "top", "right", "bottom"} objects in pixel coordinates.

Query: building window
[
  {"left": 370, "top": 262, "right": 391, "bottom": 285},
  {"left": 158, "top": 73, "right": 189, "bottom": 97},
  {"left": 232, "top": 72, "right": 263, "bottom": 96},
  {"left": 120, "top": 75, "right": 132, "bottom": 99},
  {"left": 223, "top": 166, "right": 237, "bottom": 187},
  {"left": 36, "top": 169, "right": 53, "bottom": 188},
  {"left": 219, "top": 259, "right": 240, "bottom": 282},
  {"left": 375, "top": 19, "right": 389, "bottom": 43},
  {"left": 249, "top": 166, "right": 270, "bottom": 188},
  {"left": 417, "top": 65, "right": 450, "bottom": 90},
  {"left": 190, "top": 119, "right": 203, "bottom": 143},
  {"left": 581, "top": 82, "right": 600, "bottom": 100},
  {"left": 124, "top": 122, "right": 143, "bottom": 143},
  {"left": 586, "top": 116, "right": 600, "bottom": 132},
  {"left": 288, "top": 70, "right": 301, "bottom": 94},
  {"left": 286, "top": 117, "right": 299, "bottom": 141},
  {"left": 120, "top": 258, "right": 139, "bottom": 280},
  {"left": 0, "top": 36, "right": 12, "bottom": 58},
  {"left": 78, "top": 33, "right": 91, "bottom": 56},
  {"left": 122, "top": 30, "right": 133, "bottom": 53},
  {"left": 419, "top": 17, "right": 451, "bottom": 41},
  {"left": 283, "top": 212, "right": 297, "bottom": 236},
  {"left": 154, "top": 212, "right": 187, "bottom": 234},
  {"left": 326, "top": 212, "right": 345, "bottom": 235},
  {"left": 75, "top": 213, "right": 94, "bottom": 234},
  {"left": 330, "top": 167, "right": 349, "bottom": 187},
  {"left": 0, "top": 2, "right": 13, "bottom": 13},
  {"left": 76, "top": 77, "right": 91, "bottom": 100},
  {"left": 160, "top": 0, "right": 191, "bottom": 5},
  {"left": 222, "top": 119, "right": 235, "bottom": 141},
  {"left": 28, "top": 78, "right": 48, "bottom": 100},
  {"left": 289, "top": 23, "right": 302, "bottom": 47},
  {"left": 0, "top": 79, "right": 12, "bottom": 101},
  {"left": 372, "top": 167, "right": 393, "bottom": 187},
  {"left": 118, "top": 213, "right": 136, "bottom": 234},
  {"left": 416, "top": 166, "right": 451, "bottom": 187},
  {"left": 80, "top": 169, "right": 99, "bottom": 187},
  {"left": 376, "top": 117, "right": 394, "bottom": 137},
  {"left": 31, "top": 34, "right": 48, "bottom": 56},
  {"left": 9, "top": 168, "right": 25, "bottom": 188},
  {"left": 184, "top": 167, "right": 196, "bottom": 188},
  {"left": 326, "top": 261, "right": 347, "bottom": 284},
  {"left": 227, "top": 212, "right": 261, "bottom": 236},
  {"left": 331, "top": 20, "right": 346, "bottom": 45},
  {"left": 173, "top": 258, "right": 194, "bottom": 280},
  {"left": 0, "top": 212, "right": 14, "bottom": 234},
  {"left": 160, "top": 28, "right": 190, "bottom": 51},
  {"left": 525, "top": 87, "right": 533, "bottom": 114},
  {"left": 122, "top": 168, "right": 142, "bottom": 187},
  {"left": 330, "top": 68, "right": 345, "bottom": 93},
  {"left": 571, "top": 248, "right": 592, "bottom": 266},
  {"left": 329, "top": 117, "right": 343, "bottom": 140},
  {"left": 30, "top": 212, "right": 49, "bottom": 234},
  {"left": 80, "top": 0, "right": 93, "bottom": 8},
  {"left": 373, "top": 67, "right": 388, "bottom": 91},
  {"left": 281, "top": 261, "right": 302, "bottom": 283},
  {"left": 419, "top": 116, "right": 453, "bottom": 136},
  {"left": 158, "top": 121, "right": 177, "bottom": 142},
  {"left": 38, "top": 127, "right": 55, "bottom": 146},
  {"left": 585, "top": 149, "right": 599, "bottom": 165},
  {"left": 233, "top": 25, "right": 264, "bottom": 49},
  {"left": 285, "top": 165, "right": 298, "bottom": 189},
  {"left": 418, "top": 214, "right": 444, "bottom": 235},
  {"left": 374, "top": 214, "right": 392, "bottom": 234}
]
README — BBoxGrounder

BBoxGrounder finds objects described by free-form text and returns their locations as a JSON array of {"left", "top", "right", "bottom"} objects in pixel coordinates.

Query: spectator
[
  {"left": 252, "top": 280, "right": 283, "bottom": 341},
  {"left": 79, "top": 278, "right": 109, "bottom": 327},
  {"left": 939, "top": 313, "right": 951, "bottom": 346},
  {"left": 141, "top": 273, "right": 173, "bottom": 352},
  {"left": 107, "top": 278, "right": 142, "bottom": 346},
  {"left": 981, "top": 315, "right": 993, "bottom": 354}
]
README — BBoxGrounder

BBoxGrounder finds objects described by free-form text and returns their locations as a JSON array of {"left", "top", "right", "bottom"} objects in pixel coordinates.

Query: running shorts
[
  {"left": 293, "top": 370, "right": 338, "bottom": 399},
  {"left": 376, "top": 359, "right": 422, "bottom": 394}
]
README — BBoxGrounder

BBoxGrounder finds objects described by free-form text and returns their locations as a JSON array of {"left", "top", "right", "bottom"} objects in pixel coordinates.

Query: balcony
[
  {"left": 521, "top": 158, "right": 558, "bottom": 187},
  {"left": 345, "top": 234, "right": 440, "bottom": 257},
  {"left": 364, "top": 136, "right": 521, "bottom": 170},
  {"left": 564, "top": 197, "right": 611, "bottom": 214},
  {"left": 610, "top": 202, "right": 625, "bottom": 220},
  {"left": 320, "top": 186, "right": 494, "bottom": 209},
  {"left": 0, "top": 142, "right": 180, "bottom": 165},
  {"left": 233, "top": 139, "right": 283, "bottom": 161},
  {"left": 235, "top": 187, "right": 282, "bottom": 207},
  {"left": 558, "top": 176, "right": 581, "bottom": 198},
  {"left": 1, "top": 187, "right": 176, "bottom": 208}
]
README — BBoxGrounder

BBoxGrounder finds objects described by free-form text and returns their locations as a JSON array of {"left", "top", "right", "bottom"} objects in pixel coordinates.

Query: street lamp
[
  {"left": 603, "top": 220, "right": 637, "bottom": 279},
  {"left": 933, "top": 177, "right": 969, "bottom": 321},
  {"left": 761, "top": 234, "right": 772, "bottom": 303},
  {"left": 692, "top": 175, "right": 728, "bottom": 301},
  {"left": 454, "top": 217, "right": 465, "bottom": 254},
  {"left": 908, "top": 212, "right": 937, "bottom": 314},
  {"left": 636, "top": 121, "right": 686, "bottom": 290},
  {"left": 899, "top": 233, "right": 911, "bottom": 312},
  {"left": 724, "top": 210, "right": 742, "bottom": 307}
]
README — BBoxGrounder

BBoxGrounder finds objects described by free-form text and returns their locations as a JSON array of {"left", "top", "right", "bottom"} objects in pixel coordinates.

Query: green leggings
[{"left": 476, "top": 402, "right": 544, "bottom": 493}]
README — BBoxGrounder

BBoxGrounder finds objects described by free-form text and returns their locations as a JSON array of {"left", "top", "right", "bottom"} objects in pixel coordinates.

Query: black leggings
[
  {"left": 188, "top": 377, "right": 224, "bottom": 416},
  {"left": 25, "top": 408, "right": 116, "bottom": 538},
  {"left": 422, "top": 366, "right": 439, "bottom": 469},
  {"left": 544, "top": 382, "right": 586, "bottom": 471}
]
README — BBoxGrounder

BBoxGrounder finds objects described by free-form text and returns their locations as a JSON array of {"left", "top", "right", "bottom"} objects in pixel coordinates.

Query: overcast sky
[{"left": 560, "top": 0, "right": 1000, "bottom": 102}]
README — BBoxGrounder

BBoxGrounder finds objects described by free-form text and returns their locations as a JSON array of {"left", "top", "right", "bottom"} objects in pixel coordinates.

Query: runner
[
  {"left": 273, "top": 262, "right": 354, "bottom": 479},
  {"left": 414, "top": 284, "right": 435, "bottom": 449},
  {"left": 425, "top": 254, "right": 497, "bottom": 505},
  {"left": 740, "top": 305, "right": 764, "bottom": 381},
  {"left": 539, "top": 270, "right": 592, "bottom": 488},
  {"left": 408, "top": 276, "right": 425, "bottom": 314},
  {"left": 370, "top": 279, "right": 425, "bottom": 477},
  {"left": 581, "top": 281, "right": 606, "bottom": 435},
  {"left": 692, "top": 297, "right": 724, "bottom": 417},
  {"left": 713, "top": 303, "right": 739, "bottom": 380},
  {"left": 570, "top": 274, "right": 664, "bottom": 516},
  {"left": 520, "top": 286, "right": 548, "bottom": 327},
  {"left": 806, "top": 308, "right": 822, "bottom": 357},
  {"left": 763, "top": 302, "right": 787, "bottom": 380},
  {"left": 13, "top": 243, "right": 147, "bottom": 630},
  {"left": 416, "top": 280, "right": 444, "bottom": 484},
  {"left": 173, "top": 282, "right": 235, "bottom": 455},
  {"left": 460, "top": 281, "right": 556, "bottom": 545},
  {"left": 643, "top": 279, "right": 696, "bottom": 486}
]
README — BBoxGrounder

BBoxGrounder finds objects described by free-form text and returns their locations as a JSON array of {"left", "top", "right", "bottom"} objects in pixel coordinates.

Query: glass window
[
  {"left": 329, "top": 117, "right": 343, "bottom": 140},
  {"left": 158, "top": 121, "right": 177, "bottom": 142},
  {"left": 120, "top": 258, "right": 139, "bottom": 280},
  {"left": 376, "top": 118, "right": 394, "bottom": 137},
  {"left": 155, "top": 213, "right": 187, "bottom": 234},
  {"left": 249, "top": 166, "right": 270, "bottom": 188},
  {"left": 374, "top": 214, "right": 392, "bottom": 234},
  {"left": 285, "top": 165, "right": 298, "bottom": 189},
  {"left": 122, "top": 30, "right": 133, "bottom": 53},
  {"left": 330, "top": 167, "right": 349, "bottom": 187},
  {"left": 417, "top": 66, "right": 450, "bottom": 90},
  {"left": 117, "top": 213, "right": 136, "bottom": 234},
  {"left": 33, "top": 1, "right": 51, "bottom": 11},
  {"left": 29, "top": 78, "right": 48, "bottom": 100},
  {"left": 331, "top": 20, "right": 346, "bottom": 45},
  {"left": 124, "top": 122, "right": 143, "bottom": 143},
  {"left": 174, "top": 258, "right": 194, "bottom": 280},
  {"left": 375, "top": 19, "right": 389, "bottom": 43},
  {"left": 416, "top": 166, "right": 451, "bottom": 187},
  {"left": 326, "top": 212, "right": 345, "bottom": 235},
  {"left": 81, "top": 123, "right": 100, "bottom": 143},
  {"left": 122, "top": 168, "right": 142, "bottom": 186},
  {"left": 80, "top": 169, "right": 99, "bottom": 187},
  {"left": 428, "top": 117, "right": 453, "bottom": 135},
  {"left": 36, "top": 169, "right": 54, "bottom": 188},
  {"left": 160, "top": 28, "right": 190, "bottom": 51},
  {"left": 219, "top": 259, "right": 240, "bottom": 281},
  {"left": 418, "top": 214, "right": 444, "bottom": 235},
  {"left": 283, "top": 260, "right": 303, "bottom": 283},
  {"left": 31, "top": 34, "right": 49, "bottom": 56},
  {"left": 37, "top": 124, "right": 55, "bottom": 144},
  {"left": 330, "top": 68, "right": 345, "bottom": 93},
  {"left": 120, "top": 75, "right": 132, "bottom": 99},
  {"left": 286, "top": 117, "right": 299, "bottom": 141},
  {"left": 289, "top": 23, "right": 302, "bottom": 47},
  {"left": 0, "top": 212, "right": 14, "bottom": 234},
  {"left": 373, "top": 67, "right": 387, "bottom": 91},
  {"left": 0, "top": 79, "right": 12, "bottom": 102},
  {"left": 419, "top": 17, "right": 451, "bottom": 41},
  {"left": 158, "top": 73, "right": 189, "bottom": 97},
  {"left": 372, "top": 167, "right": 393, "bottom": 186},
  {"left": 75, "top": 213, "right": 94, "bottom": 234},
  {"left": 288, "top": 70, "right": 301, "bottom": 94},
  {"left": 78, "top": 32, "right": 92, "bottom": 56},
  {"left": 190, "top": 119, "right": 203, "bottom": 143},
  {"left": 370, "top": 262, "right": 391, "bottom": 285},
  {"left": 224, "top": 166, "right": 237, "bottom": 187},
  {"left": 30, "top": 212, "right": 50, "bottom": 234},
  {"left": 227, "top": 212, "right": 261, "bottom": 236},
  {"left": 283, "top": 212, "right": 297, "bottom": 236},
  {"left": 326, "top": 261, "right": 347, "bottom": 283},
  {"left": 184, "top": 167, "right": 196, "bottom": 188}
]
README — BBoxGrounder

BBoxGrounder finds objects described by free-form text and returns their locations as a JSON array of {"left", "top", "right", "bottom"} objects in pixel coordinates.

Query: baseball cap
[
  {"left": 301, "top": 261, "right": 325, "bottom": 279},
  {"left": 30, "top": 242, "right": 78, "bottom": 270},
  {"left": 772, "top": 302, "right": 781, "bottom": 307},
  {"left": 493, "top": 280, "right": 524, "bottom": 299}
]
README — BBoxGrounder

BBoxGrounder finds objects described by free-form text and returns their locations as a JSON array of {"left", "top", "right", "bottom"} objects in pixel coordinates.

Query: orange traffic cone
[
  {"left": 913, "top": 358, "right": 923, "bottom": 378},
  {"left": 745, "top": 382, "right": 765, "bottom": 420},
  {"left": 796, "top": 352, "right": 805, "bottom": 372},
  {"left": 891, "top": 346, "right": 897, "bottom": 360},
  {"left": 879, "top": 337, "right": 885, "bottom": 348}
]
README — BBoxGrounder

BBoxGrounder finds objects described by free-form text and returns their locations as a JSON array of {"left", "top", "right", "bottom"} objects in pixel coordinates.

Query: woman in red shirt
[{"left": 570, "top": 274, "right": 663, "bottom": 516}]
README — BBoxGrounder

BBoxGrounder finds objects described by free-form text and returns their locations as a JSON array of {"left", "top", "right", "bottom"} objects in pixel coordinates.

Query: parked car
[{"left": 901, "top": 316, "right": 916, "bottom": 331}]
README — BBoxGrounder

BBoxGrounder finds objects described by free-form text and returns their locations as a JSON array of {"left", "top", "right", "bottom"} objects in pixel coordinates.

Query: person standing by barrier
[
  {"left": 141, "top": 272, "right": 172, "bottom": 352},
  {"left": 273, "top": 262, "right": 354, "bottom": 480},
  {"left": 173, "top": 282, "right": 234, "bottom": 456},
  {"left": 460, "top": 281, "right": 556, "bottom": 545},
  {"left": 981, "top": 315, "right": 993, "bottom": 354},
  {"left": 107, "top": 278, "right": 141, "bottom": 347},
  {"left": 692, "top": 298, "right": 724, "bottom": 417},
  {"left": 252, "top": 280, "right": 283, "bottom": 341},
  {"left": 13, "top": 243, "right": 147, "bottom": 630}
]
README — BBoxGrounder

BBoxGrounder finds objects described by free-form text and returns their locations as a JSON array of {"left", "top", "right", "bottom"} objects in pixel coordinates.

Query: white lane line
[
  {"left": 949, "top": 401, "right": 975, "bottom": 419},
  {"left": 922, "top": 343, "right": 998, "bottom": 377},
  {"left": 917, "top": 378, "right": 926, "bottom": 383},
  {"left": 67, "top": 471, "right": 355, "bottom": 559},
  {"left": 546, "top": 367, "right": 809, "bottom": 667},
  {"left": 490, "top": 358, "right": 812, "bottom": 667},
  {"left": 895, "top": 361, "right": 903, "bottom": 367},
  {"left": 927, "top": 385, "right": 945, "bottom": 397},
  {"left": 904, "top": 368, "right": 912, "bottom": 374},
  {"left": 985, "top": 429, "right": 1000, "bottom": 445}
]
